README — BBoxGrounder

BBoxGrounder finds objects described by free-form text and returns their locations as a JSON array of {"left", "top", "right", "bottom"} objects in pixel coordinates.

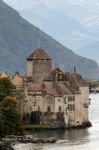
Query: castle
[
  {"left": 0, "top": 48, "right": 91, "bottom": 128},
  {"left": 24, "top": 48, "right": 91, "bottom": 128}
]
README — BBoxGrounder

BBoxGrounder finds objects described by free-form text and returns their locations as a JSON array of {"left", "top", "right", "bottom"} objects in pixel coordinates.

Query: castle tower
[{"left": 27, "top": 48, "right": 52, "bottom": 82}]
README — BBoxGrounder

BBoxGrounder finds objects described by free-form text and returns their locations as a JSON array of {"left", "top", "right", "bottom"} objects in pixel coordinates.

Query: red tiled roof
[
  {"left": 43, "top": 75, "right": 53, "bottom": 81},
  {"left": 51, "top": 68, "right": 62, "bottom": 74},
  {"left": 28, "top": 83, "right": 46, "bottom": 92},
  {"left": 47, "top": 88, "right": 62, "bottom": 97},
  {"left": 46, "top": 82, "right": 75, "bottom": 97},
  {"left": 70, "top": 73, "right": 88, "bottom": 86},
  {"left": 56, "top": 83, "right": 75, "bottom": 95},
  {"left": 27, "top": 48, "right": 51, "bottom": 60},
  {"left": 11, "top": 73, "right": 24, "bottom": 86}
]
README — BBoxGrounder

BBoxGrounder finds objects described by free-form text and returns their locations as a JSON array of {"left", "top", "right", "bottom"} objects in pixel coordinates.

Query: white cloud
[
  {"left": 3, "top": 0, "right": 99, "bottom": 32},
  {"left": 3, "top": 0, "right": 45, "bottom": 11},
  {"left": 3, "top": 0, "right": 99, "bottom": 14}
]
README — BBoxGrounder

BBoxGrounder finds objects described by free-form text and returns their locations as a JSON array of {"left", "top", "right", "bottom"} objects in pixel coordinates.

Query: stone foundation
[
  {"left": 68, "top": 121, "right": 92, "bottom": 129},
  {"left": 23, "top": 111, "right": 66, "bottom": 128},
  {"left": 23, "top": 112, "right": 92, "bottom": 129},
  {"left": 40, "top": 112, "right": 66, "bottom": 128}
]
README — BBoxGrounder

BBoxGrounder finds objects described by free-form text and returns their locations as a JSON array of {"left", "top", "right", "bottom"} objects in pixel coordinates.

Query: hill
[
  {"left": 15, "top": 2, "right": 93, "bottom": 50},
  {"left": 4, "top": 0, "right": 99, "bottom": 50},
  {"left": 0, "top": 0, "right": 99, "bottom": 79}
]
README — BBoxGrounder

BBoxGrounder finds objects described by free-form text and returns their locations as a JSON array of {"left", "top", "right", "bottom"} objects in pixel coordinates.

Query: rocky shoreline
[
  {"left": 16, "top": 137, "right": 57, "bottom": 144},
  {"left": 0, "top": 141, "right": 14, "bottom": 150},
  {"left": 0, "top": 136, "right": 57, "bottom": 149},
  {"left": 68, "top": 121, "right": 92, "bottom": 129}
]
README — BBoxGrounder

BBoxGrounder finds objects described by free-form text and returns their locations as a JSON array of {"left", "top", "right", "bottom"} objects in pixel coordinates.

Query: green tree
[
  {"left": 0, "top": 97, "right": 24, "bottom": 136},
  {"left": 0, "top": 78, "right": 15, "bottom": 101},
  {"left": 87, "top": 80, "right": 99, "bottom": 90},
  {"left": 0, "top": 78, "right": 24, "bottom": 136}
]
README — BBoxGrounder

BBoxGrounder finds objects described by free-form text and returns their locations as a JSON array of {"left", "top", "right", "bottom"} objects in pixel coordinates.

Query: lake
[{"left": 14, "top": 94, "right": 99, "bottom": 150}]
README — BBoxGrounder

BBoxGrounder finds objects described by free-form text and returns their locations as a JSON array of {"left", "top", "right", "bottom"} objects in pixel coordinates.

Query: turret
[{"left": 27, "top": 48, "right": 52, "bottom": 82}]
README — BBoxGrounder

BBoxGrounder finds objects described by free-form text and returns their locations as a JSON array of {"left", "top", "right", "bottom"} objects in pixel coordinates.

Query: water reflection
[
  {"left": 14, "top": 143, "right": 44, "bottom": 150},
  {"left": 27, "top": 127, "right": 89, "bottom": 143}
]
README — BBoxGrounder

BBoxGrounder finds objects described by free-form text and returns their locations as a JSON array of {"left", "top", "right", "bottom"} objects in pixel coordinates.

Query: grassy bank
[
  {"left": 25, "top": 124, "right": 52, "bottom": 130},
  {"left": 24, "top": 121, "right": 92, "bottom": 131}
]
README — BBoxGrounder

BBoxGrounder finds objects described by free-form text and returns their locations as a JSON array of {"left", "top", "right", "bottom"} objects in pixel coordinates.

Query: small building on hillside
[{"left": 22, "top": 48, "right": 91, "bottom": 128}]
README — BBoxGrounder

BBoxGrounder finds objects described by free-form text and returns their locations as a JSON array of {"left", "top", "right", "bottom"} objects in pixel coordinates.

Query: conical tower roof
[
  {"left": 27, "top": 48, "right": 51, "bottom": 60},
  {"left": 11, "top": 73, "right": 23, "bottom": 87}
]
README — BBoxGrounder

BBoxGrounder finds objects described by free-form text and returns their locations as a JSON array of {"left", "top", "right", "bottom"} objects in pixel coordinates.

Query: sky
[{"left": 3, "top": 0, "right": 99, "bottom": 11}]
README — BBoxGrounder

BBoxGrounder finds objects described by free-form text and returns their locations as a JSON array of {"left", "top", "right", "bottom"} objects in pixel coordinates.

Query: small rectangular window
[
  {"left": 68, "top": 96, "right": 75, "bottom": 101},
  {"left": 68, "top": 104, "right": 75, "bottom": 111}
]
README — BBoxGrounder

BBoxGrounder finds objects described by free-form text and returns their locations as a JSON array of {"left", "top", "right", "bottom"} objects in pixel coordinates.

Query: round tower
[{"left": 27, "top": 48, "right": 52, "bottom": 82}]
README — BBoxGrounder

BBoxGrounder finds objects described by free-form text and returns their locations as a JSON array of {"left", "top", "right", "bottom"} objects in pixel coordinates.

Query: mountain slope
[
  {"left": 0, "top": 0, "right": 99, "bottom": 79},
  {"left": 3, "top": 0, "right": 99, "bottom": 51},
  {"left": 20, "top": 3, "right": 95, "bottom": 50}
]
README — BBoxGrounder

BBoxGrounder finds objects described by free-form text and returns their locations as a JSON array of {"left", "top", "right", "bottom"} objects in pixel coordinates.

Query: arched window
[
  {"left": 59, "top": 106, "right": 62, "bottom": 112},
  {"left": 47, "top": 106, "right": 51, "bottom": 112}
]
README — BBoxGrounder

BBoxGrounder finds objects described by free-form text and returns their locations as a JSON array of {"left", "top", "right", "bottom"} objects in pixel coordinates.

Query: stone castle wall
[
  {"left": 27, "top": 60, "right": 33, "bottom": 77},
  {"left": 33, "top": 59, "right": 51, "bottom": 82},
  {"left": 74, "top": 86, "right": 89, "bottom": 126}
]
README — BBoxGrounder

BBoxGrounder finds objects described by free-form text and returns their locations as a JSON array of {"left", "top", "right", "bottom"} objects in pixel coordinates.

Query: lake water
[{"left": 14, "top": 94, "right": 99, "bottom": 150}]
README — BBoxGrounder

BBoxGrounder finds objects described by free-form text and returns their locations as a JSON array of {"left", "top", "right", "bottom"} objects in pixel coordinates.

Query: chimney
[{"left": 74, "top": 66, "right": 76, "bottom": 73}]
